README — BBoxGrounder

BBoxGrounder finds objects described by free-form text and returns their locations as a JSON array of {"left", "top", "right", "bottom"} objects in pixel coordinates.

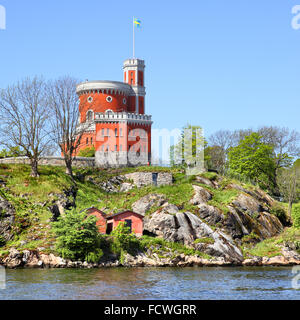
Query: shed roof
[
  {"left": 106, "top": 210, "right": 144, "bottom": 220},
  {"left": 80, "top": 207, "right": 107, "bottom": 216}
]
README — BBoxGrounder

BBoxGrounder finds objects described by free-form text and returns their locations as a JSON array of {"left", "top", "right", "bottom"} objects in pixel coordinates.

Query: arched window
[
  {"left": 86, "top": 110, "right": 94, "bottom": 122},
  {"left": 86, "top": 137, "right": 89, "bottom": 145}
]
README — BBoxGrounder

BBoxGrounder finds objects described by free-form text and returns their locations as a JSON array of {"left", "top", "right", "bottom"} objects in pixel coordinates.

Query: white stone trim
[{"left": 76, "top": 81, "right": 132, "bottom": 95}]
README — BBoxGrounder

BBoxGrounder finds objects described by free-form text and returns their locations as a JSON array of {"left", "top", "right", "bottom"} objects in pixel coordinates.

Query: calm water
[{"left": 0, "top": 267, "right": 299, "bottom": 300}]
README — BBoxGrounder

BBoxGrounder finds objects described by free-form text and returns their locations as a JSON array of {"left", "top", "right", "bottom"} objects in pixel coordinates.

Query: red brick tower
[{"left": 76, "top": 59, "right": 152, "bottom": 167}]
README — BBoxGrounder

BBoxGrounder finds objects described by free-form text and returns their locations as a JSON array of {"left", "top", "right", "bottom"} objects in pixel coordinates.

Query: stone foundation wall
[
  {"left": 0, "top": 157, "right": 95, "bottom": 168},
  {"left": 124, "top": 172, "right": 173, "bottom": 187}
]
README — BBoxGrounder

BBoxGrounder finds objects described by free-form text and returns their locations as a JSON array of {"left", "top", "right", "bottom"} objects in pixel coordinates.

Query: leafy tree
[
  {"left": 170, "top": 124, "right": 206, "bottom": 175},
  {"left": 277, "top": 164, "right": 300, "bottom": 219},
  {"left": 78, "top": 146, "right": 95, "bottom": 158},
  {"left": 228, "top": 133, "right": 276, "bottom": 190},
  {"left": 0, "top": 146, "right": 26, "bottom": 159},
  {"left": 52, "top": 210, "right": 103, "bottom": 263}
]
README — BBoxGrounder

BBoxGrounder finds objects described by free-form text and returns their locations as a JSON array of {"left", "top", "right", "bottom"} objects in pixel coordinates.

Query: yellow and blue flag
[{"left": 134, "top": 18, "right": 141, "bottom": 28}]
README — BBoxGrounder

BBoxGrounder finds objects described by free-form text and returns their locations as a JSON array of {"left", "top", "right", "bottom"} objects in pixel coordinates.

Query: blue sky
[{"left": 0, "top": 0, "right": 300, "bottom": 139}]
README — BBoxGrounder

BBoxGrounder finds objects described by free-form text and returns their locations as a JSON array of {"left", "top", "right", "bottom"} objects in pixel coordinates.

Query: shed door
[
  {"left": 125, "top": 219, "right": 132, "bottom": 233},
  {"left": 106, "top": 222, "right": 113, "bottom": 235},
  {"left": 152, "top": 173, "right": 158, "bottom": 186}
]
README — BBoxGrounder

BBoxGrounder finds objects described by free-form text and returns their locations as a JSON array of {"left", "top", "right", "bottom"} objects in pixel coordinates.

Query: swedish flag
[{"left": 134, "top": 19, "right": 141, "bottom": 28}]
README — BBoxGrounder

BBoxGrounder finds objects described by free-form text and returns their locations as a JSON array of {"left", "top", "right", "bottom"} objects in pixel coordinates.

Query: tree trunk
[
  {"left": 288, "top": 200, "right": 293, "bottom": 221},
  {"left": 30, "top": 159, "right": 39, "bottom": 178},
  {"left": 65, "top": 158, "right": 73, "bottom": 177}
]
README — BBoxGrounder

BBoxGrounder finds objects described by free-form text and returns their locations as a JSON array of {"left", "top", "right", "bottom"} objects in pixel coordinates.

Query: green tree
[
  {"left": 228, "top": 133, "right": 276, "bottom": 190},
  {"left": 0, "top": 146, "right": 26, "bottom": 158},
  {"left": 171, "top": 124, "right": 206, "bottom": 175},
  {"left": 52, "top": 210, "right": 103, "bottom": 262},
  {"left": 78, "top": 146, "right": 96, "bottom": 158},
  {"left": 277, "top": 166, "right": 299, "bottom": 219}
]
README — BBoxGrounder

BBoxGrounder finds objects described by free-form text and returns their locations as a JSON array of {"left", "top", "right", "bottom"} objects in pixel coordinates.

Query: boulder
[
  {"left": 0, "top": 195, "right": 16, "bottom": 242},
  {"left": 195, "top": 176, "right": 217, "bottom": 188},
  {"left": 189, "top": 185, "right": 212, "bottom": 205},
  {"left": 197, "top": 203, "right": 224, "bottom": 225},
  {"left": 132, "top": 193, "right": 167, "bottom": 215},
  {"left": 119, "top": 183, "right": 134, "bottom": 192},
  {"left": 232, "top": 193, "right": 263, "bottom": 217}
]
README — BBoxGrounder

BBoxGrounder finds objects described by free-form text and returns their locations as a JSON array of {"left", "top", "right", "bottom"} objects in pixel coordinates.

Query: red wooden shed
[
  {"left": 85, "top": 207, "right": 107, "bottom": 234},
  {"left": 106, "top": 210, "right": 144, "bottom": 236}
]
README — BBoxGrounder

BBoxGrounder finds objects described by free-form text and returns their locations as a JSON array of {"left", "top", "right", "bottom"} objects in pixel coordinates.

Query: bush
[
  {"left": 110, "top": 222, "right": 142, "bottom": 260},
  {"left": 270, "top": 203, "right": 289, "bottom": 226},
  {"left": 292, "top": 203, "right": 300, "bottom": 229},
  {"left": 52, "top": 210, "right": 103, "bottom": 262},
  {"left": 78, "top": 147, "right": 95, "bottom": 158}
]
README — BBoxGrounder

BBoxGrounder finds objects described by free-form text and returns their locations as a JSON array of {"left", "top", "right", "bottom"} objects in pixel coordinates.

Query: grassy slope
[{"left": 0, "top": 163, "right": 299, "bottom": 259}]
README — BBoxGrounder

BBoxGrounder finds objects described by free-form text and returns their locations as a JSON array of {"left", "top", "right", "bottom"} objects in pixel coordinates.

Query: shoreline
[{"left": 1, "top": 248, "right": 300, "bottom": 269}]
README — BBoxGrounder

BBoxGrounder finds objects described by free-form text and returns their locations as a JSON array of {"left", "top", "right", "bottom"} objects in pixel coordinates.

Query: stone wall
[
  {"left": 124, "top": 172, "right": 173, "bottom": 188},
  {"left": 0, "top": 157, "right": 95, "bottom": 168}
]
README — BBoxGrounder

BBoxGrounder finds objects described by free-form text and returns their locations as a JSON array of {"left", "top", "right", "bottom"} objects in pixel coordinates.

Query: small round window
[
  {"left": 87, "top": 96, "right": 93, "bottom": 103},
  {"left": 106, "top": 96, "right": 113, "bottom": 103},
  {"left": 123, "top": 98, "right": 127, "bottom": 105}
]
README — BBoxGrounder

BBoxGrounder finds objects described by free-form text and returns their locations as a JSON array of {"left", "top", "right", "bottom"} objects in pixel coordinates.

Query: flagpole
[{"left": 133, "top": 16, "right": 135, "bottom": 58}]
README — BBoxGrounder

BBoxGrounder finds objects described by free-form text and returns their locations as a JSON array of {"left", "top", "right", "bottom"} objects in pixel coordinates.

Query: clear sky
[{"left": 0, "top": 0, "right": 300, "bottom": 140}]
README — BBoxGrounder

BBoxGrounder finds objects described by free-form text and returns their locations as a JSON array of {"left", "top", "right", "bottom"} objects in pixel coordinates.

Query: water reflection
[{"left": 0, "top": 267, "right": 298, "bottom": 300}]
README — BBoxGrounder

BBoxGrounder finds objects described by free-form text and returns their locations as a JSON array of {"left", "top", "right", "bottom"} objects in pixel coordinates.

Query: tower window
[
  {"left": 86, "top": 110, "right": 93, "bottom": 122},
  {"left": 86, "top": 138, "right": 89, "bottom": 145},
  {"left": 115, "top": 145, "right": 118, "bottom": 151},
  {"left": 102, "top": 128, "right": 104, "bottom": 136},
  {"left": 115, "top": 128, "right": 118, "bottom": 137},
  {"left": 120, "top": 128, "right": 123, "bottom": 137},
  {"left": 106, "top": 96, "right": 113, "bottom": 103}
]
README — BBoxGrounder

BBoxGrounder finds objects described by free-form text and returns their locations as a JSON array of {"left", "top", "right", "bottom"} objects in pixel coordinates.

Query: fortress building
[{"left": 76, "top": 59, "right": 152, "bottom": 167}]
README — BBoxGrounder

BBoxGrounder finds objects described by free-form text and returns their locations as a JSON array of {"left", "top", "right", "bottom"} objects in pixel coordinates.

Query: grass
[
  {"left": 242, "top": 227, "right": 300, "bottom": 258},
  {"left": 140, "top": 235, "right": 212, "bottom": 259}
]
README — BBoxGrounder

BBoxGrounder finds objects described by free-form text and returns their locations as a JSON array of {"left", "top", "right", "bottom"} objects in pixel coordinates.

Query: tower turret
[{"left": 123, "top": 59, "right": 146, "bottom": 114}]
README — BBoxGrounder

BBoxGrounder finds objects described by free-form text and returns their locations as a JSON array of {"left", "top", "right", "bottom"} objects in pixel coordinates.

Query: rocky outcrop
[
  {"left": 132, "top": 193, "right": 167, "bottom": 215},
  {"left": 189, "top": 185, "right": 212, "bottom": 205},
  {"left": 0, "top": 195, "right": 15, "bottom": 242},
  {"left": 144, "top": 210, "right": 244, "bottom": 263},
  {"left": 48, "top": 186, "right": 77, "bottom": 221}
]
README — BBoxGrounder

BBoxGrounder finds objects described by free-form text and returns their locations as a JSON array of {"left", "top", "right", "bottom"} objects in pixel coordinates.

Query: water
[{"left": 0, "top": 267, "right": 299, "bottom": 300}]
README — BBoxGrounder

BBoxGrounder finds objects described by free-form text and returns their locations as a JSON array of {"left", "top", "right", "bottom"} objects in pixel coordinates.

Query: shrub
[
  {"left": 110, "top": 222, "right": 142, "bottom": 261},
  {"left": 52, "top": 210, "right": 103, "bottom": 262},
  {"left": 270, "top": 203, "right": 289, "bottom": 226},
  {"left": 292, "top": 203, "right": 300, "bottom": 229},
  {"left": 78, "top": 147, "right": 95, "bottom": 158}
]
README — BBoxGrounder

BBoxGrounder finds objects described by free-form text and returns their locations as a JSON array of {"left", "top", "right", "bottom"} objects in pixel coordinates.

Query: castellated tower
[{"left": 75, "top": 59, "right": 152, "bottom": 167}]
